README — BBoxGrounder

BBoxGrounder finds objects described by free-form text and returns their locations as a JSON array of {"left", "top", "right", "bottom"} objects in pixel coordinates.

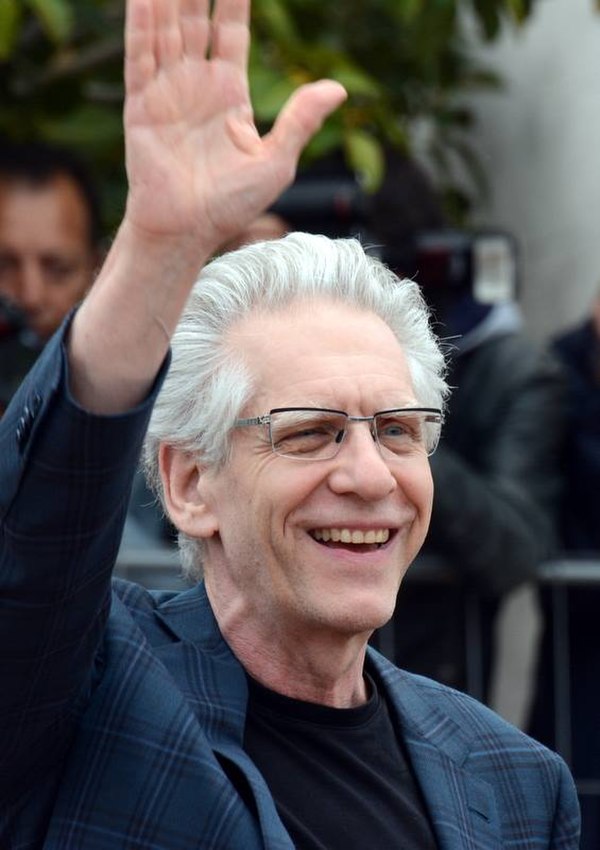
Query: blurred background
[{"left": 2, "top": 0, "right": 598, "bottom": 328}]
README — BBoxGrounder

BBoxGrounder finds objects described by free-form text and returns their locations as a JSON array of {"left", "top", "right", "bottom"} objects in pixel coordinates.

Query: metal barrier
[{"left": 538, "top": 560, "right": 600, "bottom": 800}]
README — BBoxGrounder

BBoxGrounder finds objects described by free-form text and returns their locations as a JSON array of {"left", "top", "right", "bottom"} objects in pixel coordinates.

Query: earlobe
[{"left": 159, "top": 443, "right": 219, "bottom": 538}]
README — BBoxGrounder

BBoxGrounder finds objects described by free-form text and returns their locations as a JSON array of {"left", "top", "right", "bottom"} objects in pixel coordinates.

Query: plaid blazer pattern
[{"left": 0, "top": 327, "right": 580, "bottom": 850}]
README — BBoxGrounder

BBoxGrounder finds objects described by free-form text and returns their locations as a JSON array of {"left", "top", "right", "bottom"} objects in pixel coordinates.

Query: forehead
[
  {"left": 229, "top": 299, "right": 416, "bottom": 410},
  {"left": 0, "top": 175, "right": 92, "bottom": 253}
]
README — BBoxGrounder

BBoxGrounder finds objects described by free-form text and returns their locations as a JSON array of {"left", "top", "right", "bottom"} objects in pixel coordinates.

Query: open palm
[{"left": 123, "top": 0, "right": 346, "bottom": 249}]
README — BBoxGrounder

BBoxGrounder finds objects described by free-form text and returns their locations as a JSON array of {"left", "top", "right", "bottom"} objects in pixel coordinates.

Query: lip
[
  {"left": 304, "top": 521, "right": 400, "bottom": 532},
  {"left": 306, "top": 525, "right": 400, "bottom": 560},
  {"left": 311, "top": 527, "right": 391, "bottom": 545}
]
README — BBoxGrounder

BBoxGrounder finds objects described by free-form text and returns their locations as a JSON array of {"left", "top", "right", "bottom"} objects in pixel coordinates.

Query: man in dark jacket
[{"left": 529, "top": 288, "right": 600, "bottom": 850}]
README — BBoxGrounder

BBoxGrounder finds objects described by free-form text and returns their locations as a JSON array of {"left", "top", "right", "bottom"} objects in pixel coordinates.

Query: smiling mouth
[{"left": 310, "top": 528, "right": 391, "bottom": 551}]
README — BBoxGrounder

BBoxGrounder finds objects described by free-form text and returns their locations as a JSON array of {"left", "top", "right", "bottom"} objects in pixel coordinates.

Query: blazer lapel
[
  {"left": 154, "top": 582, "right": 294, "bottom": 850},
  {"left": 369, "top": 650, "right": 502, "bottom": 850},
  {"left": 402, "top": 732, "right": 501, "bottom": 850}
]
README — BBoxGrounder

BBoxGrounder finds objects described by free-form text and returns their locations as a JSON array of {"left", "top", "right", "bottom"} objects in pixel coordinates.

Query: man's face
[
  {"left": 199, "top": 300, "right": 434, "bottom": 646},
  {"left": 0, "top": 175, "right": 97, "bottom": 341}
]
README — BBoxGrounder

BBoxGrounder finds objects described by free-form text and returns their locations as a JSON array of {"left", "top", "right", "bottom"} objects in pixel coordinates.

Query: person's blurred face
[
  {"left": 592, "top": 292, "right": 600, "bottom": 340},
  {"left": 200, "top": 300, "right": 434, "bottom": 647},
  {"left": 0, "top": 175, "right": 98, "bottom": 340}
]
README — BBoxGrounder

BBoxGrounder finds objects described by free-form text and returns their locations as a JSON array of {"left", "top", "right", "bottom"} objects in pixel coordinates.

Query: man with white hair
[{"left": 0, "top": 1, "right": 579, "bottom": 848}]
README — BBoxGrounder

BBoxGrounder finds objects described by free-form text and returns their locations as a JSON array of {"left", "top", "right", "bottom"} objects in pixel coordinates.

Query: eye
[
  {"left": 271, "top": 412, "right": 345, "bottom": 457},
  {"left": 376, "top": 413, "right": 425, "bottom": 452},
  {"left": 42, "top": 256, "right": 80, "bottom": 284},
  {"left": 380, "top": 421, "right": 410, "bottom": 437},
  {"left": 0, "top": 252, "right": 18, "bottom": 277}
]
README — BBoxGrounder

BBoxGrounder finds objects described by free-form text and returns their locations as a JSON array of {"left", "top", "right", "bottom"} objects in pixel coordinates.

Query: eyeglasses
[{"left": 234, "top": 407, "right": 443, "bottom": 461}]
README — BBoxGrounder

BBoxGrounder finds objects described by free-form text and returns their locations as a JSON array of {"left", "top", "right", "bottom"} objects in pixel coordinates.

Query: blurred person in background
[
  {"left": 0, "top": 139, "right": 102, "bottom": 416},
  {"left": 552, "top": 286, "right": 600, "bottom": 551},
  {"left": 529, "top": 285, "right": 600, "bottom": 850},
  {"left": 0, "top": 138, "right": 170, "bottom": 551}
]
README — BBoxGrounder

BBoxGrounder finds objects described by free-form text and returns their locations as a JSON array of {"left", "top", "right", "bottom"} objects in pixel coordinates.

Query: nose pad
[{"left": 328, "top": 423, "right": 397, "bottom": 499}]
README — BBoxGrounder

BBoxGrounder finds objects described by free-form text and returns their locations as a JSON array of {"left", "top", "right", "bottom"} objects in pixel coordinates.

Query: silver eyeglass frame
[{"left": 233, "top": 406, "right": 443, "bottom": 460}]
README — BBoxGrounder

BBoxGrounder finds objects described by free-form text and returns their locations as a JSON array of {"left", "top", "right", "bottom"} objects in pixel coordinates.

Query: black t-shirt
[{"left": 243, "top": 670, "right": 439, "bottom": 850}]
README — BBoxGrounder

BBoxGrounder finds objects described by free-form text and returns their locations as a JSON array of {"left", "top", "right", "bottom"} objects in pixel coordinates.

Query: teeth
[{"left": 312, "top": 528, "right": 390, "bottom": 545}]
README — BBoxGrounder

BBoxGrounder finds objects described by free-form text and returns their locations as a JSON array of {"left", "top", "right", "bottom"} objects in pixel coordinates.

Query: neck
[{"left": 207, "top": 584, "right": 371, "bottom": 708}]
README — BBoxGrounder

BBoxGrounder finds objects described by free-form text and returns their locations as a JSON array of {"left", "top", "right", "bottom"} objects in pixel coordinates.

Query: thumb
[{"left": 266, "top": 80, "right": 347, "bottom": 164}]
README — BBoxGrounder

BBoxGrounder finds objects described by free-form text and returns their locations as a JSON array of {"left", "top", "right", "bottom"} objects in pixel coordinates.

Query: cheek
[
  {"left": 214, "top": 454, "right": 329, "bottom": 546},
  {"left": 399, "top": 460, "right": 434, "bottom": 519},
  {"left": 51, "top": 280, "right": 86, "bottom": 311}
]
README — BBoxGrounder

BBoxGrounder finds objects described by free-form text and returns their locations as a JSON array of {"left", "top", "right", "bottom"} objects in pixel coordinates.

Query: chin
[{"left": 319, "top": 594, "right": 397, "bottom": 638}]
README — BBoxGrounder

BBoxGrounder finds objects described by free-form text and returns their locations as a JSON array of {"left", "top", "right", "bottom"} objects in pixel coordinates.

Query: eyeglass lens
[{"left": 269, "top": 409, "right": 440, "bottom": 460}]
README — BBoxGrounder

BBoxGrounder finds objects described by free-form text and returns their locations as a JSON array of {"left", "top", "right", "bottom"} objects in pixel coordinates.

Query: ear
[{"left": 159, "top": 443, "right": 219, "bottom": 539}]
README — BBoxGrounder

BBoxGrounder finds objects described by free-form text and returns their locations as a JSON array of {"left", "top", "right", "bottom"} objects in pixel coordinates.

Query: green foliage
[
  {"left": 26, "top": 0, "right": 75, "bottom": 43},
  {"left": 248, "top": 0, "right": 534, "bottom": 216},
  {"left": 0, "top": 0, "right": 22, "bottom": 61},
  {"left": 0, "top": 0, "right": 126, "bottom": 228},
  {"left": 1, "top": 0, "right": 585, "bottom": 228}
]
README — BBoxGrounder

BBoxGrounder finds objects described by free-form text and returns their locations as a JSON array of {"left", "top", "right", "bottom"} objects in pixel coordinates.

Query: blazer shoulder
[
  {"left": 369, "top": 653, "right": 580, "bottom": 847},
  {"left": 370, "top": 649, "right": 564, "bottom": 762}
]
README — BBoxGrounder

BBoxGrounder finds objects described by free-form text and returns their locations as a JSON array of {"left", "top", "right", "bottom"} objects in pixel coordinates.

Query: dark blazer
[{"left": 0, "top": 326, "right": 580, "bottom": 849}]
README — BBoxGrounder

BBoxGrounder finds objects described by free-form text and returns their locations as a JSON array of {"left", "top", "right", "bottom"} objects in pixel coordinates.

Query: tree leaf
[
  {"left": 39, "top": 104, "right": 123, "bottom": 151},
  {"left": 253, "top": 0, "right": 297, "bottom": 44},
  {"left": 471, "top": 0, "right": 501, "bottom": 40},
  {"left": 506, "top": 0, "right": 527, "bottom": 24},
  {"left": 251, "top": 77, "right": 297, "bottom": 123},
  {"left": 397, "top": 0, "right": 426, "bottom": 24},
  {"left": 302, "top": 121, "right": 345, "bottom": 164},
  {"left": 25, "top": 0, "right": 74, "bottom": 44},
  {"left": 331, "top": 62, "right": 382, "bottom": 98},
  {"left": 0, "top": 0, "right": 21, "bottom": 60},
  {"left": 344, "top": 129, "right": 385, "bottom": 193}
]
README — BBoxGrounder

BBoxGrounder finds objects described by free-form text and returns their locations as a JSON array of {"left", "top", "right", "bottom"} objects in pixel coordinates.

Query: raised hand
[
  {"left": 68, "top": 0, "right": 345, "bottom": 413},
  {"left": 123, "top": 0, "right": 346, "bottom": 251}
]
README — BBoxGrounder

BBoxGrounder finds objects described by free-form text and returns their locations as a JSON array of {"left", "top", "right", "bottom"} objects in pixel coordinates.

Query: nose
[
  {"left": 327, "top": 421, "right": 397, "bottom": 501},
  {"left": 18, "top": 261, "right": 46, "bottom": 314}
]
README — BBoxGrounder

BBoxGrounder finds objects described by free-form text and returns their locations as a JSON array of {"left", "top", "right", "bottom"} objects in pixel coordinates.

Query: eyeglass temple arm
[{"left": 234, "top": 415, "right": 270, "bottom": 427}]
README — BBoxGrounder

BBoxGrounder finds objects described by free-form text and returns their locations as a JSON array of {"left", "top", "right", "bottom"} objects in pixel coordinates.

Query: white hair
[{"left": 143, "top": 232, "right": 449, "bottom": 578}]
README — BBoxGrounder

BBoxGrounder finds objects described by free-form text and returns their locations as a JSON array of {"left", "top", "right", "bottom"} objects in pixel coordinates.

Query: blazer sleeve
[
  {"left": 549, "top": 754, "right": 581, "bottom": 849},
  {"left": 0, "top": 315, "right": 168, "bottom": 807}
]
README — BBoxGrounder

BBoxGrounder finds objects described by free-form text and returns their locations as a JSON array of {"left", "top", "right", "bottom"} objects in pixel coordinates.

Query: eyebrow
[{"left": 274, "top": 399, "right": 420, "bottom": 412}]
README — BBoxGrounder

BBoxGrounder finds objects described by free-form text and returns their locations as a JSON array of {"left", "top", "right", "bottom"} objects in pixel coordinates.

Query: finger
[
  {"left": 210, "top": 0, "right": 250, "bottom": 71},
  {"left": 211, "top": 0, "right": 250, "bottom": 29},
  {"left": 180, "top": 0, "right": 211, "bottom": 60},
  {"left": 153, "top": 0, "right": 184, "bottom": 69},
  {"left": 267, "top": 80, "right": 347, "bottom": 163},
  {"left": 125, "top": 0, "right": 156, "bottom": 95}
]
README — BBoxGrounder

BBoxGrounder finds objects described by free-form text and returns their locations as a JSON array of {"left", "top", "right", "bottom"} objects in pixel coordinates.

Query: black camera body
[
  {"left": 382, "top": 229, "right": 518, "bottom": 305},
  {"left": 272, "top": 175, "right": 518, "bottom": 306}
]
